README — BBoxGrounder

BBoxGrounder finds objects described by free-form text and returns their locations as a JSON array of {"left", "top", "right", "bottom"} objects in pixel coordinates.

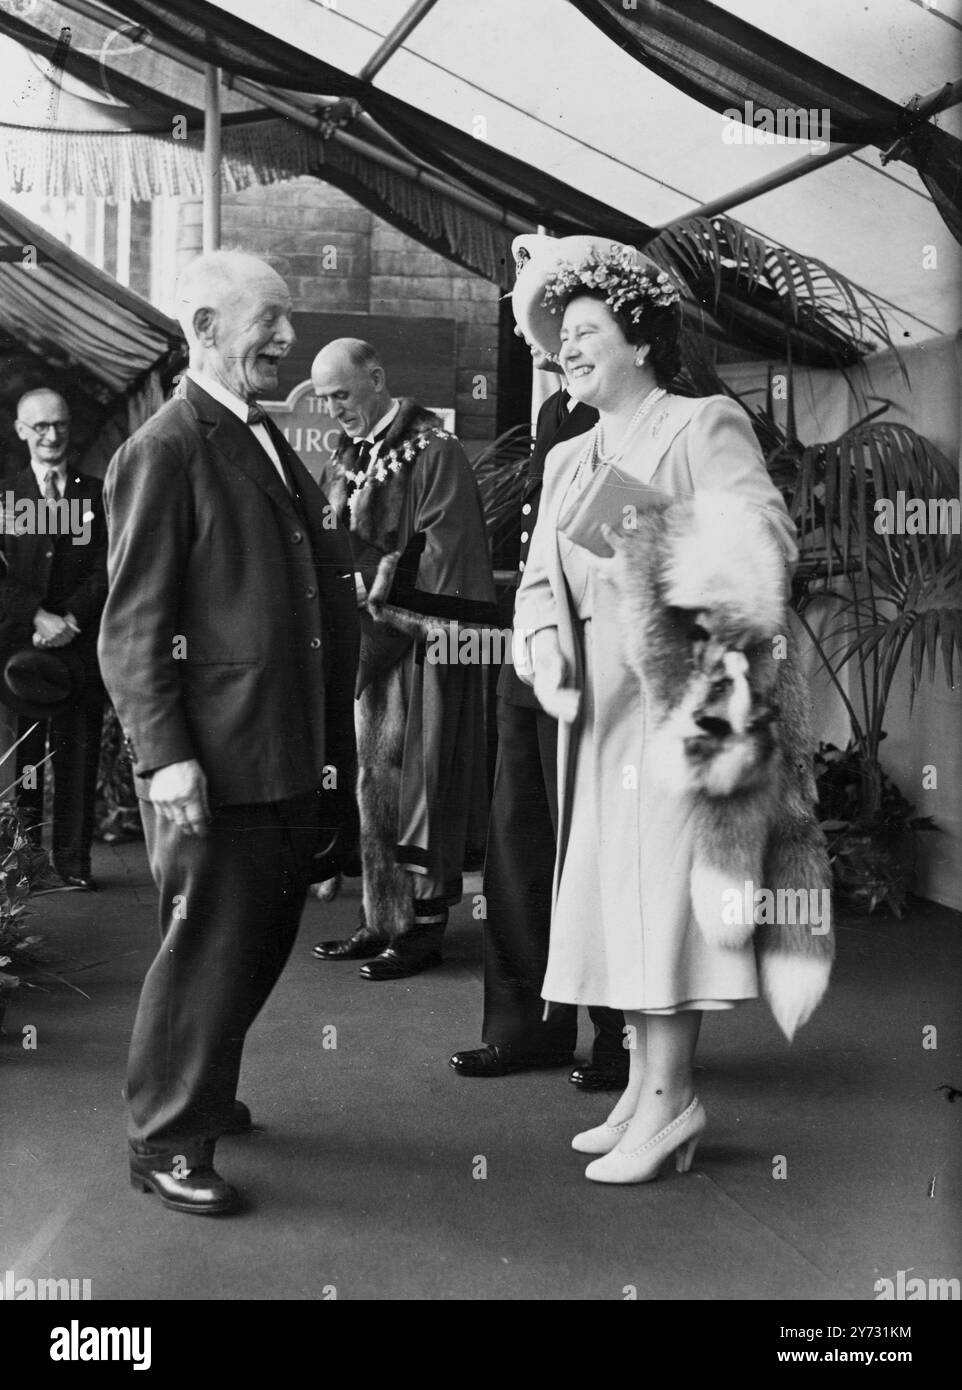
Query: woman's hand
[{"left": 533, "top": 628, "right": 581, "bottom": 723}]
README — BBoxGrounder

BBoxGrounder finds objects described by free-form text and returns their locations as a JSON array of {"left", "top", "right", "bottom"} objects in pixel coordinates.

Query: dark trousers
[
  {"left": 16, "top": 696, "right": 104, "bottom": 878},
  {"left": 127, "top": 791, "right": 323, "bottom": 1167},
  {"left": 481, "top": 697, "right": 624, "bottom": 1060}
]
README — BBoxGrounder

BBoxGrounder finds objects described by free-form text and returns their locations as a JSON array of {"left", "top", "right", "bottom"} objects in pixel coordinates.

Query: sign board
[{"left": 264, "top": 310, "right": 458, "bottom": 481}]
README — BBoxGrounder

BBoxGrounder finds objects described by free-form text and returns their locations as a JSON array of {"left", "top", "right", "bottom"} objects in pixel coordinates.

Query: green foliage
[
  {"left": 815, "top": 744, "right": 937, "bottom": 916},
  {"left": 0, "top": 800, "right": 55, "bottom": 994}
]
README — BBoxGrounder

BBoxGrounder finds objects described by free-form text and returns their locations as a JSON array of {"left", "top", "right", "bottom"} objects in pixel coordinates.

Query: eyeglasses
[{"left": 18, "top": 420, "right": 69, "bottom": 436}]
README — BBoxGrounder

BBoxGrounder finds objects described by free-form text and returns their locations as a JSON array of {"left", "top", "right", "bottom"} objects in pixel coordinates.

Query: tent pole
[
  {"left": 658, "top": 77, "right": 962, "bottom": 228},
  {"left": 655, "top": 143, "right": 862, "bottom": 227},
  {"left": 357, "top": 0, "right": 440, "bottom": 81},
  {"left": 203, "top": 64, "right": 222, "bottom": 252}
]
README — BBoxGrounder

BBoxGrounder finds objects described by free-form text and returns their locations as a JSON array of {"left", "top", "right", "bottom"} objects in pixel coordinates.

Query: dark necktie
[
  {"left": 353, "top": 439, "right": 373, "bottom": 470},
  {"left": 247, "top": 403, "right": 267, "bottom": 426},
  {"left": 44, "top": 469, "right": 60, "bottom": 500}
]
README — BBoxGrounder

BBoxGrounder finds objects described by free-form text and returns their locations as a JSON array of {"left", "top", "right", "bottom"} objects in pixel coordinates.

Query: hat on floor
[
  {"left": 510, "top": 234, "right": 679, "bottom": 357},
  {"left": 0, "top": 641, "right": 86, "bottom": 719}
]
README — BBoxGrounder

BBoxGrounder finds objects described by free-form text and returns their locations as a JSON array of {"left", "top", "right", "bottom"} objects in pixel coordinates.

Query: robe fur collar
[{"left": 325, "top": 398, "right": 447, "bottom": 551}]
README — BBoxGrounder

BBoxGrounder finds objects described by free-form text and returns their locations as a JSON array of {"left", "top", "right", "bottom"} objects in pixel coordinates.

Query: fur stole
[{"left": 604, "top": 492, "right": 834, "bottom": 1042}]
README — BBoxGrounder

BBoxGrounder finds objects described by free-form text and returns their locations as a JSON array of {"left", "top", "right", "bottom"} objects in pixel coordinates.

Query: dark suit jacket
[
  {"left": 97, "top": 378, "right": 360, "bottom": 808},
  {"left": 0, "top": 466, "right": 108, "bottom": 685},
  {"left": 498, "top": 390, "right": 597, "bottom": 708}
]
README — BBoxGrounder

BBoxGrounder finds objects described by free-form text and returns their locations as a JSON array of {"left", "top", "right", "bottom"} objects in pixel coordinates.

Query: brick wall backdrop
[{"left": 177, "top": 177, "right": 501, "bottom": 456}]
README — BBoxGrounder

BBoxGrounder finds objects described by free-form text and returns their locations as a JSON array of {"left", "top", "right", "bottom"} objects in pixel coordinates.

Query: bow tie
[{"left": 247, "top": 404, "right": 268, "bottom": 426}]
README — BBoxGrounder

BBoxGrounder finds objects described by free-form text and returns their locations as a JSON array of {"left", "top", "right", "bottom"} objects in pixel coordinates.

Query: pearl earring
[{"left": 634, "top": 349, "right": 648, "bottom": 367}]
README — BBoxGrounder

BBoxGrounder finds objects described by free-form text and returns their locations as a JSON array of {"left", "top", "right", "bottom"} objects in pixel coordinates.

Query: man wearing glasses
[{"left": 0, "top": 388, "right": 108, "bottom": 889}]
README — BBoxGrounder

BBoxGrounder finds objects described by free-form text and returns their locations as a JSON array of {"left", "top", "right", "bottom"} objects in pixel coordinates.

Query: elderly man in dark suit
[
  {"left": 98, "top": 250, "right": 359, "bottom": 1216},
  {"left": 0, "top": 388, "right": 107, "bottom": 889}
]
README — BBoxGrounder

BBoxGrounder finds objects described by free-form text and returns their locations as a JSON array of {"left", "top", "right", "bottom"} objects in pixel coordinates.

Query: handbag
[{"left": 557, "top": 459, "right": 677, "bottom": 556}]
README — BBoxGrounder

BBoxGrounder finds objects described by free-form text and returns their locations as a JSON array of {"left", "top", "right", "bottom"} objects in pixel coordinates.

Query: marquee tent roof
[
  {"left": 0, "top": 196, "right": 181, "bottom": 398},
  {"left": 0, "top": 0, "right": 959, "bottom": 349},
  {"left": 0, "top": 195, "right": 183, "bottom": 465}
]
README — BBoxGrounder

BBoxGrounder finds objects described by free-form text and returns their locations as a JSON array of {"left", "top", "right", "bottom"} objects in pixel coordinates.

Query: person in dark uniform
[
  {"left": 0, "top": 388, "right": 107, "bottom": 889},
  {"left": 449, "top": 237, "right": 627, "bottom": 1090}
]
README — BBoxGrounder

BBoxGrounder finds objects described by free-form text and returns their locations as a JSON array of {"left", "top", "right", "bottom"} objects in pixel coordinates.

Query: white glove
[{"left": 532, "top": 628, "right": 581, "bottom": 724}]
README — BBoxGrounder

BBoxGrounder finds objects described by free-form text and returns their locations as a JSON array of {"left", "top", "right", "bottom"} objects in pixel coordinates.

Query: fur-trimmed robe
[
  {"left": 321, "top": 399, "right": 498, "bottom": 938},
  {"left": 604, "top": 494, "right": 834, "bottom": 1041}
]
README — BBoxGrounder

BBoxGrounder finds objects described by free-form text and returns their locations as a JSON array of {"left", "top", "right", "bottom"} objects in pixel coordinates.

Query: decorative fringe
[
  {"left": 323, "top": 139, "right": 515, "bottom": 287},
  {"left": 0, "top": 118, "right": 326, "bottom": 202},
  {"left": 0, "top": 114, "right": 515, "bottom": 284}
]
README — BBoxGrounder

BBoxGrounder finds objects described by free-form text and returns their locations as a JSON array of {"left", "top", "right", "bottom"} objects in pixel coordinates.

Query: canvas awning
[
  {"left": 0, "top": 195, "right": 183, "bottom": 465},
  {"left": 0, "top": 0, "right": 958, "bottom": 351}
]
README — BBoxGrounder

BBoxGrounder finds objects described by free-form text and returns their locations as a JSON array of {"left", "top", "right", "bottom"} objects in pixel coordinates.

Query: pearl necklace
[{"left": 574, "top": 385, "right": 667, "bottom": 487}]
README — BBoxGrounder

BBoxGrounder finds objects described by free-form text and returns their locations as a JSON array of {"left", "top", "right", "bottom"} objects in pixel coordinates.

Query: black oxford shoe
[
  {"left": 359, "top": 945, "right": 442, "bottom": 981},
  {"left": 129, "top": 1163, "right": 241, "bottom": 1215},
  {"left": 60, "top": 873, "right": 97, "bottom": 891},
  {"left": 568, "top": 1061, "right": 630, "bottom": 1092},
  {"left": 313, "top": 928, "right": 387, "bottom": 961},
  {"left": 449, "top": 1043, "right": 575, "bottom": 1078}
]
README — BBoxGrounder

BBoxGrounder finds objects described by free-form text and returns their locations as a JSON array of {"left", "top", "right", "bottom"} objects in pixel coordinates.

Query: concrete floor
[{"left": 1, "top": 839, "right": 960, "bottom": 1302}]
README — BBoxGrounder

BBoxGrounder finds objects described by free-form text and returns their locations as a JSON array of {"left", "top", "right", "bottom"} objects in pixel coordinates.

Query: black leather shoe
[
  {"left": 313, "top": 928, "right": 387, "bottom": 961},
  {"left": 59, "top": 874, "right": 97, "bottom": 891},
  {"left": 360, "top": 944, "right": 443, "bottom": 981},
  {"left": 222, "top": 1100, "right": 253, "bottom": 1135},
  {"left": 129, "top": 1163, "right": 240, "bottom": 1215},
  {"left": 449, "top": 1043, "right": 575, "bottom": 1077},
  {"left": 568, "top": 1061, "right": 630, "bottom": 1092}
]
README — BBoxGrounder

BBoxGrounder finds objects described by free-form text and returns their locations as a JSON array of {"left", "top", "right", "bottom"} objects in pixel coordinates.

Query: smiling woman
[{"left": 512, "top": 235, "right": 829, "bottom": 1189}]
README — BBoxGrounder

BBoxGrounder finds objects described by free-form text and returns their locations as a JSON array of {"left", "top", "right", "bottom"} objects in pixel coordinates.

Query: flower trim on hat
[{"left": 542, "top": 245, "right": 681, "bottom": 324}]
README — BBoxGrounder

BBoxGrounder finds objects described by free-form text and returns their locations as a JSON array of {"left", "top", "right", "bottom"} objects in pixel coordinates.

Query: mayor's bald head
[
  {"left": 311, "top": 338, "right": 392, "bottom": 439},
  {"left": 175, "top": 250, "right": 295, "bottom": 403}
]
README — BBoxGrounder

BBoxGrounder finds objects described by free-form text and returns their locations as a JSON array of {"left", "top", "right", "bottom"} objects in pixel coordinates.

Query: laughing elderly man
[{"left": 98, "top": 251, "right": 358, "bottom": 1215}]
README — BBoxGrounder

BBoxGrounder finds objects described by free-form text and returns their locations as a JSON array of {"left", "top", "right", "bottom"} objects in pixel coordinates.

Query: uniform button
[
  {"left": 521, "top": 503, "right": 532, "bottom": 515},
  {"left": 520, "top": 531, "right": 529, "bottom": 544},
  {"left": 291, "top": 530, "right": 303, "bottom": 543},
  {"left": 45, "top": 550, "right": 54, "bottom": 559},
  {"left": 310, "top": 637, "right": 321, "bottom": 650},
  {"left": 518, "top": 560, "right": 525, "bottom": 572},
  {"left": 305, "top": 586, "right": 317, "bottom": 599}
]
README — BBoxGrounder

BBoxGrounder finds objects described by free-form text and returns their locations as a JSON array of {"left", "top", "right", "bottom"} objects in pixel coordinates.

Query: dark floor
[{"left": 1, "top": 839, "right": 960, "bottom": 1302}]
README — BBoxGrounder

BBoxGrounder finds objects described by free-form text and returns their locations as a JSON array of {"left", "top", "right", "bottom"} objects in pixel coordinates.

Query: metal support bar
[
  {"left": 658, "top": 76, "right": 962, "bottom": 228},
  {"left": 356, "top": 0, "right": 440, "bottom": 82},
  {"left": 656, "top": 142, "right": 863, "bottom": 228},
  {"left": 203, "top": 63, "right": 221, "bottom": 252}
]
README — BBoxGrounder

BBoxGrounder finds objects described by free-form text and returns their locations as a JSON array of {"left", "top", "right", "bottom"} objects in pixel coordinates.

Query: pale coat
[{"left": 514, "top": 392, "right": 801, "bottom": 1015}]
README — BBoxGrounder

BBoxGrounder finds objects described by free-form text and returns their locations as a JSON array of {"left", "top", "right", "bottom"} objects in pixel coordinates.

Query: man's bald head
[
  {"left": 311, "top": 338, "right": 392, "bottom": 439},
  {"left": 175, "top": 250, "right": 295, "bottom": 402},
  {"left": 15, "top": 388, "right": 71, "bottom": 467}
]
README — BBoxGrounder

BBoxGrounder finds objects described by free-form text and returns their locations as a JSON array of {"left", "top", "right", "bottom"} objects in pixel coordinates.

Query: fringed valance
[{"left": 0, "top": 118, "right": 327, "bottom": 202}]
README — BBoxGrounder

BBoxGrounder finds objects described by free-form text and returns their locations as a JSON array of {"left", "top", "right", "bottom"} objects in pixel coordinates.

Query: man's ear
[
  {"left": 370, "top": 365, "right": 386, "bottom": 395},
  {"left": 192, "top": 306, "right": 216, "bottom": 344},
  {"left": 13, "top": 420, "right": 29, "bottom": 443}
]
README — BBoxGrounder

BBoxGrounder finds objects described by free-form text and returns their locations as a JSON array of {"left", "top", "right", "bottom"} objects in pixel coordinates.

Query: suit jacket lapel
[{"left": 187, "top": 380, "right": 301, "bottom": 524}]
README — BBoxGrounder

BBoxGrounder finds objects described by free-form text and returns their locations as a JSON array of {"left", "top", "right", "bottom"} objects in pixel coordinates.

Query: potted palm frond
[{"left": 789, "top": 422, "right": 960, "bottom": 914}]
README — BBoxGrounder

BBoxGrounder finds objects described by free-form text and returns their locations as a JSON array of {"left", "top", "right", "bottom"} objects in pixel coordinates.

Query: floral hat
[{"left": 510, "top": 234, "right": 681, "bottom": 357}]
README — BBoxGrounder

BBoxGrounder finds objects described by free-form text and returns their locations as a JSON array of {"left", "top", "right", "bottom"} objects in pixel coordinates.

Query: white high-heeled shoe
[
  {"left": 584, "top": 1097, "right": 706, "bottom": 1184},
  {"left": 571, "top": 1118, "right": 630, "bottom": 1155}
]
